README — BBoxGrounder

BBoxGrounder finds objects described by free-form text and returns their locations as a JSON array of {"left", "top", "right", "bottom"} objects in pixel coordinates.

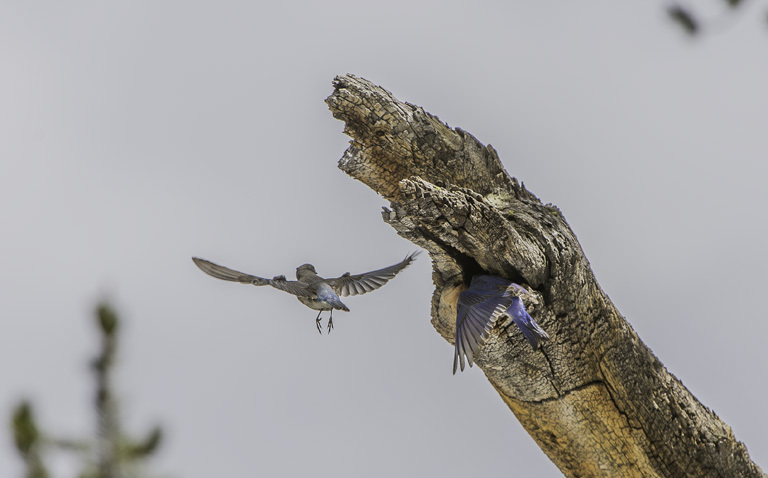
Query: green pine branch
[{"left": 9, "top": 302, "right": 164, "bottom": 478}]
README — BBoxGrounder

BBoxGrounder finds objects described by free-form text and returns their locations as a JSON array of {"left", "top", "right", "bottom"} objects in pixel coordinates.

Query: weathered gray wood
[{"left": 326, "top": 74, "right": 765, "bottom": 478}]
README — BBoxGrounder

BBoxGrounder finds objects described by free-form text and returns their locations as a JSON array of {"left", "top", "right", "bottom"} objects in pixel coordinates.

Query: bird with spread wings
[{"left": 192, "top": 252, "right": 419, "bottom": 333}]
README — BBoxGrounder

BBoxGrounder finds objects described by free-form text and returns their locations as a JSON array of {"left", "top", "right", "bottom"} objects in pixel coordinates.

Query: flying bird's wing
[
  {"left": 192, "top": 257, "right": 268, "bottom": 283},
  {"left": 191, "top": 257, "right": 315, "bottom": 298},
  {"left": 453, "top": 275, "right": 549, "bottom": 374},
  {"left": 454, "top": 276, "right": 513, "bottom": 374},
  {"left": 327, "top": 251, "right": 420, "bottom": 297}
]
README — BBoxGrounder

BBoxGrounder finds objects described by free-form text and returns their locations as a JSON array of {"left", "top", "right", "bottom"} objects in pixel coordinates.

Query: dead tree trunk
[{"left": 325, "top": 74, "right": 765, "bottom": 478}]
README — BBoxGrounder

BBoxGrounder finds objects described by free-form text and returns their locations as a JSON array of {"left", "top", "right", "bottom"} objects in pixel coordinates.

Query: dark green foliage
[
  {"left": 126, "top": 427, "right": 163, "bottom": 459},
  {"left": 96, "top": 303, "right": 119, "bottom": 337},
  {"left": 11, "top": 402, "right": 48, "bottom": 478},
  {"left": 11, "top": 402, "right": 39, "bottom": 456},
  {"left": 667, "top": 5, "right": 699, "bottom": 36},
  {"left": 666, "top": 0, "right": 764, "bottom": 36}
]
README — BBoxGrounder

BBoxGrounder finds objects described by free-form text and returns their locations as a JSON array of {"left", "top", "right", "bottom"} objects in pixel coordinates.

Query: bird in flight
[
  {"left": 454, "top": 275, "right": 549, "bottom": 374},
  {"left": 192, "top": 252, "right": 419, "bottom": 333}
]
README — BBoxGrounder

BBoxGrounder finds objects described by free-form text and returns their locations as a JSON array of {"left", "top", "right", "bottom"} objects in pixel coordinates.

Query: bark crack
[
  {"left": 539, "top": 348, "right": 562, "bottom": 397},
  {"left": 528, "top": 379, "right": 604, "bottom": 403}
]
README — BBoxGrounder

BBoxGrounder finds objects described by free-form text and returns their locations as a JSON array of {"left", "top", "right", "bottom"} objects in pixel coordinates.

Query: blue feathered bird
[{"left": 454, "top": 275, "right": 549, "bottom": 374}]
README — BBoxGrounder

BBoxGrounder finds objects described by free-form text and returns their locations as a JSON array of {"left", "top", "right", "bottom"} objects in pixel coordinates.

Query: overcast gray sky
[{"left": 2, "top": 1, "right": 766, "bottom": 477}]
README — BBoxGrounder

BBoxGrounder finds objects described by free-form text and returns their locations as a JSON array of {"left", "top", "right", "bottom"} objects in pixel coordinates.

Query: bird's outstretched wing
[
  {"left": 454, "top": 286, "right": 510, "bottom": 374},
  {"left": 191, "top": 257, "right": 315, "bottom": 298},
  {"left": 453, "top": 275, "right": 549, "bottom": 374},
  {"left": 327, "top": 251, "right": 420, "bottom": 297}
]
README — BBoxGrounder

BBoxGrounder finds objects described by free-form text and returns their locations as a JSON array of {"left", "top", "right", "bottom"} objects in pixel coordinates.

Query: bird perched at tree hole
[
  {"left": 192, "top": 252, "right": 419, "bottom": 333},
  {"left": 454, "top": 275, "right": 549, "bottom": 374}
]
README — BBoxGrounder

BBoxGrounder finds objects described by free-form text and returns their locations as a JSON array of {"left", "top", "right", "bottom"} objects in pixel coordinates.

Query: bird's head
[{"left": 296, "top": 263, "right": 317, "bottom": 280}]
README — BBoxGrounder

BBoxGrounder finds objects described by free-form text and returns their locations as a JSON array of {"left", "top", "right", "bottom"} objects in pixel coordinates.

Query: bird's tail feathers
[
  {"left": 331, "top": 299, "right": 350, "bottom": 312},
  {"left": 317, "top": 289, "right": 349, "bottom": 311},
  {"left": 508, "top": 298, "right": 549, "bottom": 350}
]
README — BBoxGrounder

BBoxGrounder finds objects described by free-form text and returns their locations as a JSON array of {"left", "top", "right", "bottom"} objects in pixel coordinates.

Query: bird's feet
[
  {"left": 315, "top": 317, "right": 323, "bottom": 335},
  {"left": 327, "top": 316, "right": 334, "bottom": 334}
]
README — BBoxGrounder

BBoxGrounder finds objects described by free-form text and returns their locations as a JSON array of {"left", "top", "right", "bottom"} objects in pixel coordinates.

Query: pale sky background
[{"left": 2, "top": 1, "right": 767, "bottom": 477}]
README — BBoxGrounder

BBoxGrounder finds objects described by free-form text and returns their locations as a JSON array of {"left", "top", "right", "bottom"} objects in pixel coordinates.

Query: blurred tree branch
[
  {"left": 11, "top": 402, "right": 47, "bottom": 478},
  {"left": 326, "top": 74, "right": 766, "bottom": 478},
  {"left": 667, "top": 0, "right": 764, "bottom": 36},
  {"left": 10, "top": 303, "right": 163, "bottom": 478}
]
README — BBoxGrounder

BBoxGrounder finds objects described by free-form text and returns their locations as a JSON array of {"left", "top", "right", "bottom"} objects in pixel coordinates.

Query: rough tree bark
[{"left": 325, "top": 74, "right": 765, "bottom": 478}]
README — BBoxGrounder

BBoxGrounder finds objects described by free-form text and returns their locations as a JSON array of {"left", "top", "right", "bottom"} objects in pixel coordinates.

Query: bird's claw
[
  {"left": 327, "top": 317, "right": 334, "bottom": 334},
  {"left": 316, "top": 317, "right": 323, "bottom": 335}
]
